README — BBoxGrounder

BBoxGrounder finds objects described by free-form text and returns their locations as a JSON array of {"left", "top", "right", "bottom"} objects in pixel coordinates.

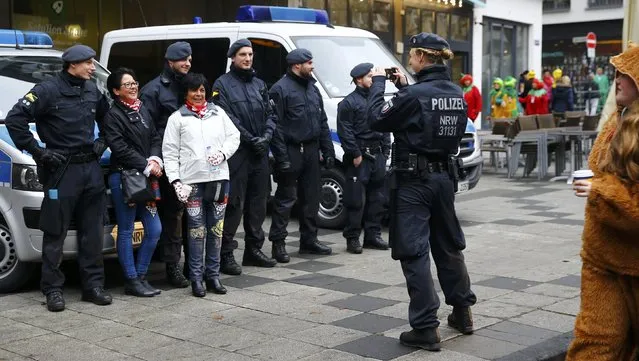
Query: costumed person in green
[
  {"left": 593, "top": 67, "right": 610, "bottom": 113},
  {"left": 502, "top": 76, "right": 521, "bottom": 118}
]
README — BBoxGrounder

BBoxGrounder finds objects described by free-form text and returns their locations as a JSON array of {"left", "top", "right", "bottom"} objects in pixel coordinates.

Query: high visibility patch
[
  {"left": 212, "top": 90, "right": 219, "bottom": 97},
  {"left": 24, "top": 92, "right": 37, "bottom": 102},
  {"left": 381, "top": 99, "right": 393, "bottom": 114}
]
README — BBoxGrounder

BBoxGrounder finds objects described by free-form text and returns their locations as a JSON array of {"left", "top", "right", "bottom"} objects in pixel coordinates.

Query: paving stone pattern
[{"left": 0, "top": 174, "right": 584, "bottom": 360}]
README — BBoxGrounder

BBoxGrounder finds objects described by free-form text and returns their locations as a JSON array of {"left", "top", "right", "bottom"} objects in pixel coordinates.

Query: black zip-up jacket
[
  {"left": 212, "top": 65, "right": 276, "bottom": 146},
  {"left": 103, "top": 100, "right": 162, "bottom": 172},
  {"left": 337, "top": 86, "right": 390, "bottom": 158},
  {"left": 6, "top": 71, "right": 109, "bottom": 154},
  {"left": 140, "top": 66, "right": 182, "bottom": 139},
  {"left": 367, "top": 64, "right": 467, "bottom": 161},
  {"left": 269, "top": 70, "right": 335, "bottom": 164},
  {"left": 551, "top": 85, "right": 575, "bottom": 113}
]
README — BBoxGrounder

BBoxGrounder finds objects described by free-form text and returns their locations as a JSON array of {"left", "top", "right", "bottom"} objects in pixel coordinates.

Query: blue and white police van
[
  {"left": 99, "top": 5, "right": 482, "bottom": 230},
  {"left": 0, "top": 30, "right": 144, "bottom": 293}
]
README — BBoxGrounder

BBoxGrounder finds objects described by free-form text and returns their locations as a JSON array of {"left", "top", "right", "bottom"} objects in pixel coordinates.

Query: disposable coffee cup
[{"left": 572, "top": 169, "right": 594, "bottom": 183}]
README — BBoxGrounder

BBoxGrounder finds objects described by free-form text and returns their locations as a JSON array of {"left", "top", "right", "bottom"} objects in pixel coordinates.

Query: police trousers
[
  {"left": 343, "top": 152, "right": 386, "bottom": 240},
  {"left": 39, "top": 160, "right": 106, "bottom": 295},
  {"left": 157, "top": 173, "right": 186, "bottom": 264},
  {"left": 221, "top": 146, "right": 270, "bottom": 254},
  {"left": 269, "top": 141, "right": 320, "bottom": 245},
  {"left": 391, "top": 172, "right": 476, "bottom": 330}
]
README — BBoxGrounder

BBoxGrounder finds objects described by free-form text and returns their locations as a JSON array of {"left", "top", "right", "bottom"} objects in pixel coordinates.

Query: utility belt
[
  {"left": 391, "top": 153, "right": 462, "bottom": 181},
  {"left": 288, "top": 139, "right": 317, "bottom": 154},
  {"left": 50, "top": 150, "right": 97, "bottom": 164}
]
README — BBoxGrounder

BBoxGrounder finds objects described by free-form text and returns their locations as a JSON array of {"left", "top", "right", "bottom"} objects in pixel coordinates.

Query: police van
[
  {"left": 99, "top": 6, "right": 482, "bottom": 230},
  {"left": 0, "top": 30, "right": 142, "bottom": 292}
]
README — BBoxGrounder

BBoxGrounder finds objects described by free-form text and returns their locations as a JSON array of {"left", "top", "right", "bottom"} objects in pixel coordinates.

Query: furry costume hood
[{"left": 610, "top": 42, "right": 639, "bottom": 91}]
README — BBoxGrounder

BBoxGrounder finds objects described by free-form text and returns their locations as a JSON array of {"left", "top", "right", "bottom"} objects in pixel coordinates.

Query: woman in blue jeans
[
  {"left": 163, "top": 73, "right": 240, "bottom": 297},
  {"left": 104, "top": 67, "right": 164, "bottom": 297}
]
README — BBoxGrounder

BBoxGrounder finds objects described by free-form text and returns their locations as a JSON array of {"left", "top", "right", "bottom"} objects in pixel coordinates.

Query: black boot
[
  {"left": 243, "top": 247, "right": 277, "bottom": 268},
  {"left": 363, "top": 235, "right": 389, "bottom": 250},
  {"left": 299, "top": 240, "right": 332, "bottom": 255},
  {"left": 139, "top": 276, "right": 161, "bottom": 295},
  {"left": 346, "top": 238, "right": 363, "bottom": 254},
  {"left": 191, "top": 281, "right": 206, "bottom": 297},
  {"left": 272, "top": 241, "right": 290, "bottom": 263},
  {"left": 205, "top": 278, "right": 227, "bottom": 294},
  {"left": 399, "top": 328, "right": 441, "bottom": 351},
  {"left": 124, "top": 277, "right": 155, "bottom": 297},
  {"left": 81, "top": 287, "right": 113, "bottom": 306},
  {"left": 166, "top": 263, "right": 189, "bottom": 288},
  {"left": 448, "top": 307, "right": 474, "bottom": 335},
  {"left": 220, "top": 253, "right": 242, "bottom": 275},
  {"left": 45, "top": 291, "right": 65, "bottom": 312}
]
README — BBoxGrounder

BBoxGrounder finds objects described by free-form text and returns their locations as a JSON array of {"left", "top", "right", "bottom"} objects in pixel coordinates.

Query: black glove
[
  {"left": 250, "top": 136, "right": 269, "bottom": 156},
  {"left": 93, "top": 138, "right": 108, "bottom": 158},
  {"left": 278, "top": 161, "right": 292, "bottom": 172},
  {"left": 31, "top": 146, "right": 67, "bottom": 169},
  {"left": 324, "top": 156, "right": 335, "bottom": 169}
]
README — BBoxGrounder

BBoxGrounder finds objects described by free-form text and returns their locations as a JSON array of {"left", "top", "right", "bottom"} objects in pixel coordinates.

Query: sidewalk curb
[{"left": 494, "top": 331, "right": 572, "bottom": 361}]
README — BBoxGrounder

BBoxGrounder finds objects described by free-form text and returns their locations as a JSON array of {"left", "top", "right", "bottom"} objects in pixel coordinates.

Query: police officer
[
  {"left": 367, "top": 33, "right": 476, "bottom": 350},
  {"left": 338, "top": 63, "right": 390, "bottom": 254},
  {"left": 269, "top": 49, "right": 335, "bottom": 261},
  {"left": 212, "top": 39, "right": 277, "bottom": 275},
  {"left": 5, "top": 45, "right": 112, "bottom": 312},
  {"left": 140, "top": 41, "right": 192, "bottom": 288}
]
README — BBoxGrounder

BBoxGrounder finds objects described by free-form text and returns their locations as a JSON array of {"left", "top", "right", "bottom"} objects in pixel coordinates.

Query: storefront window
[
  {"left": 351, "top": 0, "right": 371, "bottom": 30},
  {"left": 421, "top": 11, "right": 435, "bottom": 34},
  {"left": 405, "top": 7, "right": 420, "bottom": 36},
  {"left": 329, "top": 0, "right": 348, "bottom": 26},
  {"left": 12, "top": 0, "right": 100, "bottom": 50},
  {"left": 372, "top": 1, "right": 391, "bottom": 32},
  {"left": 451, "top": 14, "right": 470, "bottom": 41},
  {"left": 516, "top": 25, "right": 528, "bottom": 76},
  {"left": 436, "top": 13, "right": 449, "bottom": 40}
]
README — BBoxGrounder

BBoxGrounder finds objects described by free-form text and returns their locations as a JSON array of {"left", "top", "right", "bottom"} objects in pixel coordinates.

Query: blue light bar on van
[
  {"left": 236, "top": 6, "right": 330, "bottom": 25},
  {"left": 0, "top": 29, "right": 54, "bottom": 48}
]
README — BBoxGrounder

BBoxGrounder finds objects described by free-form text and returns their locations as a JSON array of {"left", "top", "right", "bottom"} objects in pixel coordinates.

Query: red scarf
[
  {"left": 120, "top": 98, "right": 141, "bottom": 112},
  {"left": 186, "top": 101, "right": 208, "bottom": 118}
]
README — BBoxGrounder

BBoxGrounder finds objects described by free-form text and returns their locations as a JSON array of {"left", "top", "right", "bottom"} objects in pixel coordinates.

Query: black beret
[
  {"left": 61, "top": 44, "right": 96, "bottom": 63},
  {"left": 350, "top": 63, "right": 374, "bottom": 78},
  {"left": 408, "top": 32, "right": 450, "bottom": 51},
  {"left": 165, "top": 41, "right": 192, "bottom": 61},
  {"left": 286, "top": 48, "right": 313, "bottom": 65},
  {"left": 227, "top": 39, "right": 252, "bottom": 57}
]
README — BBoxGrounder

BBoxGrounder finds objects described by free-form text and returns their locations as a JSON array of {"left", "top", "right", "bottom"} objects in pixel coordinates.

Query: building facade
[{"left": 542, "top": 0, "right": 624, "bottom": 111}]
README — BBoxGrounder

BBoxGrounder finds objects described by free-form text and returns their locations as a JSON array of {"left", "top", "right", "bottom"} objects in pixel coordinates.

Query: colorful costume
[
  {"left": 520, "top": 79, "right": 549, "bottom": 115},
  {"left": 502, "top": 76, "right": 521, "bottom": 118},
  {"left": 460, "top": 74, "right": 482, "bottom": 121},
  {"left": 490, "top": 78, "right": 509, "bottom": 119}
]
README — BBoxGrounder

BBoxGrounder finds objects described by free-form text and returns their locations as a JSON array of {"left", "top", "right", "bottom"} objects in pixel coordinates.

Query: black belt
[
  {"left": 67, "top": 152, "right": 97, "bottom": 164},
  {"left": 360, "top": 146, "right": 382, "bottom": 154},
  {"left": 289, "top": 139, "right": 317, "bottom": 153},
  {"left": 395, "top": 154, "right": 448, "bottom": 174}
]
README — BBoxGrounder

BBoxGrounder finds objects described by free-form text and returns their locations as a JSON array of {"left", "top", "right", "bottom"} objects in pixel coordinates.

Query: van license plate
[
  {"left": 112, "top": 222, "right": 145, "bottom": 247},
  {"left": 457, "top": 181, "right": 469, "bottom": 192}
]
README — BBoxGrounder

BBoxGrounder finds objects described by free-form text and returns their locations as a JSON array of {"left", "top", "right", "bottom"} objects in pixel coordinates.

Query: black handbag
[{"left": 120, "top": 169, "right": 155, "bottom": 204}]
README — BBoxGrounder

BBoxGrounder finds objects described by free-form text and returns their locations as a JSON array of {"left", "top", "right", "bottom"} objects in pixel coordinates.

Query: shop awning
[{"left": 465, "top": 0, "right": 487, "bottom": 7}]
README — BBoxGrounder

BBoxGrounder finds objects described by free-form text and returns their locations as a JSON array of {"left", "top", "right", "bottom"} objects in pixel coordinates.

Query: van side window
[
  {"left": 248, "top": 38, "right": 288, "bottom": 89},
  {"left": 108, "top": 38, "right": 230, "bottom": 88}
]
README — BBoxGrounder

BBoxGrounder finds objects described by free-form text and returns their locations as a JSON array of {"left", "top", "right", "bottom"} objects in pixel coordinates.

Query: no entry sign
[{"left": 586, "top": 32, "right": 596, "bottom": 58}]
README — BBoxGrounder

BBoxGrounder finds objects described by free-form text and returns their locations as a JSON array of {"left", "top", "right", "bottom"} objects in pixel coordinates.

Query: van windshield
[
  {"left": 0, "top": 56, "right": 109, "bottom": 121},
  {"left": 291, "top": 36, "right": 413, "bottom": 98}
]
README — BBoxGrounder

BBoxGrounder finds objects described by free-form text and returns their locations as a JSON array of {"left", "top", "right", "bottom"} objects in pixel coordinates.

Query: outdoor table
[{"left": 547, "top": 128, "right": 599, "bottom": 182}]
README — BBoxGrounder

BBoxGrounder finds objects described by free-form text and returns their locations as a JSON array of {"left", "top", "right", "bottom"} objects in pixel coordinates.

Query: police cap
[
  {"left": 286, "top": 48, "right": 313, "bottom": 65},
  {"left": 350, "top": 63, "right": 374, "bottom": 79},
  {"left": 165, "top": 41, "right": 192, "bottom": 61},
  {"left": 61, "top": 44, "right": 96, "bottom": 63},
  {"left": 227, "top": 38, "right": 252, "bottom": 57},
  {"left": 408, "top": 32, "right": 450, "bottom": 51}
]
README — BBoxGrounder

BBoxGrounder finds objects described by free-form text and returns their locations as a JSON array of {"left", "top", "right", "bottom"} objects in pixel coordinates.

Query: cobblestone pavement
[{"left": 0, "top": 173, "right": 584, "bottom": 361}]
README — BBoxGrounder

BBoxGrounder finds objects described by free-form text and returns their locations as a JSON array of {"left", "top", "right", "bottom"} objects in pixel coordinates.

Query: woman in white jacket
[{"left": 163, "top": 73, "right": 240, "bottom": 297}]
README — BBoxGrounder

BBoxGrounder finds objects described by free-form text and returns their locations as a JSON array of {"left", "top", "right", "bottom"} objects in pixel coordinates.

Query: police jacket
[
  {"left": 140, "top": 65, "right": 182, "bottom": 139},
  {"left": 211, "top": 65, "right": 276, "bottom": 145},
  {"left": 5, "top": 71, "right": 109, "bottom": 154},
  {"left": 337, "top": 86, "right": 390, "bottom": 158},
  {"left": 269, "top": 70, "right": 335, "bottom": 163},
  {"left": 103, "top": 100, "right": 163, "bottom": 173},
  {"left": 367, "top": 64, "right": 467, "bottom": 161}
]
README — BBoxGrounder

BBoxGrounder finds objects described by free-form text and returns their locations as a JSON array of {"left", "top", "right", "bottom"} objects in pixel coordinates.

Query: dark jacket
[
  {"left": 583, "top": 80, "right": 600, "bottom": 100},
  {"left": 212, "top": 65, "right": 276, "bottom": 146},
  {"left": 103, "top": 100, "right": 162, "bottom": 172},
  {"left": 6, "top": 71, "right": 109, "bottom": 153},
  {"left": 367, "top": 64, "right": 467, "bottom": 161},
  {"left": 337, "top": 86, "right": 390, "bottom": 158},
  {"left": 139, "top": 66, "right": 182, "bottom": 139},
  {"left": 269, "top": 70, "right": 335, "bottom": 164},
  {"left": 552, "top": 85, "right": 575, "bottom": 113}
]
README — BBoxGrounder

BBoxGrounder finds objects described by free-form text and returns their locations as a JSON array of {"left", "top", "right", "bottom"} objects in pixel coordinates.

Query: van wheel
[
  {"left": 316, "top": 168, "right": 347, "bottom": 229},
  {"left": 0, "top": 223, "right": 36, "bottom": 293}
]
